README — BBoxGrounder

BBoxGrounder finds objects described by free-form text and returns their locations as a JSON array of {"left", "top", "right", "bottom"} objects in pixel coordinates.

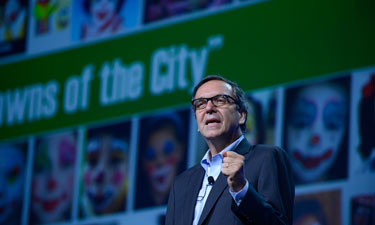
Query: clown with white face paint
[
  {"left": 0, "top": 144, "right": 25, "bottom": 225},
  {"left": 80, "top": 0, "right": 125, "bottom": 40},
  {"left": 82, "top": 134, "right": 129, "bottom": 216},
  {"left": 286, "top": 82, "right": 348, "bottom": 183},
  {"left": 31, "top": 132, "right": 77, "bottom": 224}
]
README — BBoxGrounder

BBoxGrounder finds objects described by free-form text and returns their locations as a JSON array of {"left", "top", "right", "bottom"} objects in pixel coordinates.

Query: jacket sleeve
[{"left": 232, "top": 146, "right": 295, "bottom": 225}]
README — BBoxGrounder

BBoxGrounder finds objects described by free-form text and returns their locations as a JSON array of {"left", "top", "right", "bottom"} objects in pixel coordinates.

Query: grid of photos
[
  {"left": 0, "top": 69, "right": 374, "bottom": 224},
  {"left": 1, "top": 0, "right": 263, "bottom": 58}
]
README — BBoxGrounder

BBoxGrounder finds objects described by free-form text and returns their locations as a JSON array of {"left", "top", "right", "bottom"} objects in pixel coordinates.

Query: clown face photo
[
  {"left": 30, "top": 131, "right": 77, "bottom": 224},
  {"left": 293, "top": 190, "right": 341, "bottom": 225},
  {"left": 0, "top": 142, "right": 26, "bottom": 225},
  {"left": 0, "top": 0, "right": 27, "bottom": 56},
  {"left": 245, "top": 90, "right": 278, "bottom": 145},
  {"left": 135, "top": 110, "right": 189, "bottom": 209},
  {"left": 72, "top": 0, "right": 139, "bottom": 41},
  {"left": 0, "top": 0, "right": 26, "bottom": 41},
  {"left": 284, "top": 77, "right": 350, "bottom": 184},
  {"left": 80, "top": 121, "right": 130, "bottom": 218}
]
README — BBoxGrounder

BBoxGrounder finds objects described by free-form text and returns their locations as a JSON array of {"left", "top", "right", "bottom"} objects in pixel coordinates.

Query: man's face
[
  {"left": 287, "top": 84, "right": 347, "bottom": 182},
  {"left": 194, "top": 80, "right": 246, "bottom": 142}
]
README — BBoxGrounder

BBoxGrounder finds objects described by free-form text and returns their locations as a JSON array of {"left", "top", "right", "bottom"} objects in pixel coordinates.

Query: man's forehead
[{"left": 195, "top": 80, "right": 233, "bottom": 97}]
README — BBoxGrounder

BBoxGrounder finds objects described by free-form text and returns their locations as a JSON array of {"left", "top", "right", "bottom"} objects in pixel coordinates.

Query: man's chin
[{"left": 202, "top": 132, "right": 225, "bottom": 140}]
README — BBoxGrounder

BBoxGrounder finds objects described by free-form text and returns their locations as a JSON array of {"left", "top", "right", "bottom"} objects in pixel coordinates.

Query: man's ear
[{"left": 239, "top": 111, "right": 247, "bottom": 125}]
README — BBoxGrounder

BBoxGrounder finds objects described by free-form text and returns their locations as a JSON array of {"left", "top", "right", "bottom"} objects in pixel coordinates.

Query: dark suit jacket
[{"left": 165, "top": 138, "right": 295, "bottom": 225}]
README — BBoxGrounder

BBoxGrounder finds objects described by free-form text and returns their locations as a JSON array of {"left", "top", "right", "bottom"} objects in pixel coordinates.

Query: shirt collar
[{"left": 200, "top": 135, "right": 244, "bottom": 169}]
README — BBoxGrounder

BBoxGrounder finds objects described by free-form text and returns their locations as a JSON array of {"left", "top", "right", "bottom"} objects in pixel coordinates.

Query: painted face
[
  {"left": 143, "top": 127, "right": 182, "bottom": 197},
  {"left": 294, "top": 214, "right": 322, "bottom": 225},
  {"left": 31, "top": 132, "right": 76, "bottom": 223},
  {"left": 4, "top": 0, "right": 20, "bottom": 23},
  {"left": 84, "top": 135, "right": 128, "bottom": 214},
  {"left": 245, "top": 100, "right": 258, "bottom": 145},
  {"left": 0, "top": 145, "right": 25, "bottom": 224},
  {"left": 90, "top": 0, "right": 117, "bottom": 27},
  {"left": 194, "top": 80, "right": 246, "bottom": 142},
  {"left": 287, "top": 83, "right": 347, "bottom": 182}
]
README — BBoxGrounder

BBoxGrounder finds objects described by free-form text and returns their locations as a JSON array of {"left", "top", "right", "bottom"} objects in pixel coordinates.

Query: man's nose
[{"left": 205, "top": 100, "right": 216, "bottom": 112}]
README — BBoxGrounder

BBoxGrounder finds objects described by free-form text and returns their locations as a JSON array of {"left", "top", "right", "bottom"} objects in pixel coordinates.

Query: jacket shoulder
[
  {"left": 174, "top": 164, "right": 203, "bottom": 184},
  {"left": 248, "top": 144, "right": 290, "bottom": 164},
  {"left": 251, "top": 144, "right": 287, "bottom": 155}
]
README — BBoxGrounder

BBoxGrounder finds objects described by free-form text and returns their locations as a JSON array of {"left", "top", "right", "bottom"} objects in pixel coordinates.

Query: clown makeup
[
  {"left": 245, "top": 100, "right": 259, "bottom": 145},
  {"left": 83, "top": 135, "right": 128, "bottom": 214},
  {"left": 294, "top": 214, "right": 323, "bottom": 225},
  {"left": 31, "top": 132, "right": 76, "bottom": 223},
  {"left": 143, "top": 126, "right": 182, "bottom": 203},
  {"left": 4, "top": 0, "right": 21, "bottom": 23},
  {"left": 90, "top": 0, "right": 118, "bottom": 28},
  {"left": 0, "top": 145, "right": 25, "bottom": 224},
  {"left": 286, "top": 83, "right": 347, "bottom": 182}
]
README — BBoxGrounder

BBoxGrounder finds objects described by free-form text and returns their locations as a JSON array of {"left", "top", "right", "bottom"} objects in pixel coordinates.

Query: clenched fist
[{"left": 221, "top": 151, "right": 246, "bottom": 192}]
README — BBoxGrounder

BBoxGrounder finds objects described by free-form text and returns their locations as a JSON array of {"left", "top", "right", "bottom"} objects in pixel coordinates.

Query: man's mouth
[{"left": 205, "top": 118, "right": 220, "bottom": 125}]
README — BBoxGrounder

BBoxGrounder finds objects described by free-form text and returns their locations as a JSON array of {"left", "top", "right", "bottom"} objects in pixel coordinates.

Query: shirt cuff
[{"left": 229, "top": 179, "right": 249, "bottom": 206}]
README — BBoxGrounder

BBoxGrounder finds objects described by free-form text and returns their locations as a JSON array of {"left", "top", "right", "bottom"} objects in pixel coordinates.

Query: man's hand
[{"left": 221, "top": 151, "right": 246, "bottom": 192}]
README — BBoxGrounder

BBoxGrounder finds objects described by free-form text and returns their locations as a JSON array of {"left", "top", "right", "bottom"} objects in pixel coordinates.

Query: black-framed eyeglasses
[{"left": 192, "top": 94, "right": 238, "bottom": 111}]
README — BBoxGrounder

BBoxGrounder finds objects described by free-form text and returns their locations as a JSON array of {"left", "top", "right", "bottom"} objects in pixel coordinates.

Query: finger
[
  {"left": 223, "top": 152, "right": 244, "bottom": 162},
  {"left": 221, "top": 165, "right": 233, "bottom": 175},
  {"left": 222, "top": 165, "right": 231, "bottom": 176},
  {"left": 222, "top": 157, "right": 235, "bottom": 164},
  {"left": 225, "top": 163, "right": 244, "bottom": 172},
  {"left": 223, "top": 157, "right": 244, "bottom": 166},
  {"left": 225, "top": 151, "right": 243, "bottom": 159}
]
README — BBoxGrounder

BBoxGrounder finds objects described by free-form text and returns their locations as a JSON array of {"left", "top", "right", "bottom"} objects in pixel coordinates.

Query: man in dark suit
[{"left": 166, "top": 75, "right": 295, "bottom": 225}]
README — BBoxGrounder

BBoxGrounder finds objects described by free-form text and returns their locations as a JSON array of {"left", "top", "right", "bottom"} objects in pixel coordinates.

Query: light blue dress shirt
[{"left": 192, "top": 136, "right": 249, "bottom": 225}]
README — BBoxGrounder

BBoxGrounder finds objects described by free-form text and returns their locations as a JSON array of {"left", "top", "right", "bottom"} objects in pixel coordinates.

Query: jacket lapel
[
  {"left": 197, "top": 172, "right": 227, "bottom": 225},
  {"left": 184, "top": 166, "right": 205, "bottom": 225},
  {"left": 235, "top": 138, "right": 252, "bottom": 156}
]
